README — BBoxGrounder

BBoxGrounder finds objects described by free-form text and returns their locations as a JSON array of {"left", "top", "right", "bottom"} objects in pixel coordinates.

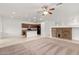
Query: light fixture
[
  {"left": 42, "top": 11, "right": 48, "bottom": 16},
  {"left": 33, "top": 17, "right": 37, "bottom": 19},
  {"left": 38, "top": 3, "right": 62, "bottom": 16},
  {"left": 12, "top": 11, "right": 16, "bottom": 15}
]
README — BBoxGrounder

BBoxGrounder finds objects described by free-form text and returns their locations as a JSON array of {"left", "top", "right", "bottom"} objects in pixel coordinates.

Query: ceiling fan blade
[
  {"left": 48, "top": 11, "right": 53, "bottom": 14},
  {"left": 56, "top": 3, "right": 62, "bottom": 6},
  {"left": 49, "top": 8, "right": 55, "bottom": 10},
  {"left": 42, "top": 5, "right": 48, "bottom": 9}
]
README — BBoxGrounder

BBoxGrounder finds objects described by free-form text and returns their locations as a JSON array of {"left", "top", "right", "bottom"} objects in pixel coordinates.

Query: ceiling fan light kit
[
  {"left": 39, "top": 3, "right": 62, "bottom": 16},
  {"left": 42, "top": 11, "right": 48, "bottom": 16}
]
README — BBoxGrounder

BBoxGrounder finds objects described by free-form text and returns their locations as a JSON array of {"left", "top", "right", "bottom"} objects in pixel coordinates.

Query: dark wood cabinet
[
  {"left": 22, "top": 23, "right": 41, "bottom": 37},
  {"left": 22, "top": 23, "right": 40, "bottom": 28},
  {"left": 52, "top": 28, "right": 72, "bottom": 40}
]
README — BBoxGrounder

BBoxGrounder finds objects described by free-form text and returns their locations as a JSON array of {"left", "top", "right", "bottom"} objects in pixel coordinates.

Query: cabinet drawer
[{"left": 62, "top": 28, "right": 72, "bottom": 32}]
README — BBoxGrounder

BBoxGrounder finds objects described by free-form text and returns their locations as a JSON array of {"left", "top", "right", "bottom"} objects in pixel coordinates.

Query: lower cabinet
[{"left": 52, "top": 28, "right": 72, "bottom": 40}]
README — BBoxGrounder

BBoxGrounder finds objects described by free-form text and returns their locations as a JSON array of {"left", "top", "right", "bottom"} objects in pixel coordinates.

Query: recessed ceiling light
[
  {"left": 39, "top": 18, "right": 42, "bottom": 20},
  {"left": 33, "top": 17, "right": 37, "bottom": 19},
  {"left": 12, "top": 11, "right": 16, "bottom": 15}
]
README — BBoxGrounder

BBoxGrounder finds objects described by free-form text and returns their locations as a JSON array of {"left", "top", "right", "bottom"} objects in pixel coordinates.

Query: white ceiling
[
  {"left": 0, "top": 3, "right": 56, "bottom": 17},
  {"left": 0, "top": 3, "right": 79, "bottom": 23},
  {"left": 0, "top": 3, "right": 41, "bottom": 17},
  {"left": 0, "top": 3, "right": 58, "bottom": 23}
]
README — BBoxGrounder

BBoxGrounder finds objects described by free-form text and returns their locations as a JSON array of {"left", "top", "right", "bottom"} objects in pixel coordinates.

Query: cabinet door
[
  {"left": 62, "top": 28, "right": 72, "bottom": 40},
  {"left": 52, "top": 28, "right": 57, "bottom": 37},
  {"left": 56, "top": 28, "right": 63, "bottom": 38}
]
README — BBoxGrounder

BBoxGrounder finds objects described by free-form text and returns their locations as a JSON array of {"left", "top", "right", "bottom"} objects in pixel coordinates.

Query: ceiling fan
[{"left": 38, "top": 3, "right": 62, "bottom": 16}]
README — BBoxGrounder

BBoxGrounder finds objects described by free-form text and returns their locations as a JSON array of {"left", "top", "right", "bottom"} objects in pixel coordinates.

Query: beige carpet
[{"left": 0, "top": 37, "right": 79, "bottom": 55}]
